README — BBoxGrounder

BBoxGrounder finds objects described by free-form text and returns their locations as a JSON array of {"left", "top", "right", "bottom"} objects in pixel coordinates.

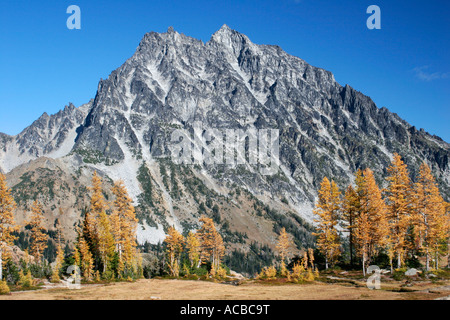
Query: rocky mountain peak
[
  {"left": 209, "top": 24, "right": 254, "bottom": 55},
  {"left": 167, "top": 26, "right": 175, "bottom": 34},
  {"left": 0, "top": 27, "right": 449, "bottom": 252}
]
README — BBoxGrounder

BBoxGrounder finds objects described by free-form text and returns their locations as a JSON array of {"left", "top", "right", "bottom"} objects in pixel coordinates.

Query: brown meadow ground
[{"left": 0, "top": 278, "right": 449, "bottom": 300}]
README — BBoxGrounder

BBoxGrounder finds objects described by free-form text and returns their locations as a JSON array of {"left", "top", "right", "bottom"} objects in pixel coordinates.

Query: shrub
[
  {"left": 191, "top": 266, "right": 208, "bottom": 277},
  {"left": 29, "top": 262, "right": 52, "bottom": 279},
  {"left": 258, "top": 265, "right": 277, "bottom": 280},
  {"left": 50, "top": 267, "right": 60, "bottom": 283},
  {"left": 216, "top": 266, "right": 228, "bottom": 280},
  {"left": 94, "top": 270, "right": 101, "bottom": 282},
  {"left": 289, "top": 264, "right": 319, "bottom": 283},
  {"left": 279, "top": 261, "right": 289, "bottom": 278},
  {"left": 305, "top": 268, "right": 315, "bottom": 282},
  {"left": 291, "top": 263, "right": 305, "bottom": 282},
  {"left": 181, "top": 264, "right": 190, "bottom": 278},
  {"left": 405, "top": 256, "right": 422, "bottom": 269},
  {"left": 314, "top": 268, "right": 320, "bottom": 279},
  {"left": 19, "top": 270, "right": 33, "bottom": 288},
  {"left": 393, "top": 268, "right": 408, "bottom": 281},
  {"left": 0, "top": 280, "right": 10, "bottom": 295},
  {"left": 372, "top": 252, "right": 390, "bottom": 269},
  {"left": 102, "top": 270, "right": 115, "bottom": 281},
  {"left": 4, "top": 260, "right": 20, "bottom": 285}
]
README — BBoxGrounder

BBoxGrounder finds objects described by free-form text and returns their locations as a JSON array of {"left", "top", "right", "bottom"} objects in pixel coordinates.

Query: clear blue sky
[{"left": 1, "top": 0, "right": 449, "bottom": 141}]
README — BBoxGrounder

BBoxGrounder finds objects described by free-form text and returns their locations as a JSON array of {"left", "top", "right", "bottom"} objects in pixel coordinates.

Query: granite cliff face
[{"left": 1, "top": 25, "right": 449, "bottom": 253}]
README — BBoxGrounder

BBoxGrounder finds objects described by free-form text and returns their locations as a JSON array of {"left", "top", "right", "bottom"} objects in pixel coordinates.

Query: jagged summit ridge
[
  {"left": 210, "top": 23, "right": 249, "bottom": 46},
  {"left": 0, "top": 26, "right": 449, "bottom": 231}
]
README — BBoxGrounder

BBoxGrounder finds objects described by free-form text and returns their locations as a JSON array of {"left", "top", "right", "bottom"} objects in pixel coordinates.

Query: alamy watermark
[
  {"left": 169, "top": 122, "right": 280, "bottom": 175},
  {"left": 367, "top": 5, "right": 381, "bottom": 30},
  {"left": 366, "top": 265, "right": 381, "bottom": 290},
  {"left": 65, "top": 265, "right": 81, "bottom": 289},
  {"left": 67, "top": 5, "right": 81, "bottom": 30},
  {"left": 366, "top": 266, "right": 421, "bottom": 290}
]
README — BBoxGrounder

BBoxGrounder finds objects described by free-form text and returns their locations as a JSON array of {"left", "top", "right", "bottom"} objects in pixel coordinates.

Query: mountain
[{"left": 1, "top": 25, "right": 449, "bottom": 264}]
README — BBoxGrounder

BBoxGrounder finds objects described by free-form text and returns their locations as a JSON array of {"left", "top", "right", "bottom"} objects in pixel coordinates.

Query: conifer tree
[
  {"left": 84, "top": 171, "right": 107, "bottom": 259},
  {"left": 94, "top": 270, "right": 101, "bottom": 282},
  {"left": 302, "top": 251, "right": 308, "bottom": 269},
  {"left": 343, "top": 185, "right": 358, "bottom": 267},
  {"left": 0, "top": 278, "right": 10, "bottom": 295},
  {"left": 413, "top": 162, "right": 448, "bottom": 270},
  {"left": 314, "top": 267, "right": 320, "bottom": 279},
  {"left": 78, "top": 236, "right": 94, "bottom": 281},
  {"left": 212, "top": 230, "right": 225, "bottom": 271},
  {"left": 164, "top": 226, "right": 184, "bottom": 277},
  {"left": 385, "top": 153, "right": 413, "bottom": 268},
  {"left": 28, "top": 200, "right": 48, "bottom": 263},
  {"left": 313, "top": 177, "right": 341, "bottom": 269},
  {"left": 445, "top": 202, "right": 450, "bottom": 269},
  {"left": 19, "top": 269, "right": 33, "bottom": 287},
  {"left": 53, "top": 217, "right": 65, "bottom": 274},
  {"left": 305, "top": 267, "right": 315, "bottom": 282},
  {"left": 185, "top": 231, "right": 201, "bottom": 268},
  {"left": 290, "top": 262, "right": 304, "bottom": 282},
  {"left": 85, "top": 172, "right": 115, "bottom": 275},
  {"left": 51, "top": 242, "right": 65, "bottom": 283},
  {"left": 308, "top": 248, "right": 315, "bottom": 269},
  {"left": 197, "top": 216, "right": 225, "bottom": 270},
  {"left": 111, "top": 180, "right": 138, "bottom": 277},
  {"left": 353, "top": 169, "right": 389, "bottom": 276},
  {"left": 73, "top": 245, "right": 81, "bottom": 268},
  {"left": 0, "top": 173, "right": 16, "bottom": 281},
  {"left": 276, "top": 227, "right": 291, "bottom": 276},
  {"left": 97, "top": 210, "right": 115, "bottom": 274}
]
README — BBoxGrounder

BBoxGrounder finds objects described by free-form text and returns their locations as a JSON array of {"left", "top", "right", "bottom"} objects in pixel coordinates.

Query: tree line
[
  {"left": 2, "top": 153, "right": 448, "bottom": 294},
  {"left": 73, "top": 172, "right": 142, "bottom": 282},
  {"left": 163, "top": 216, "right": 227, "bottom": 279},
  {"left": 314, "top": 153, "right": 450, "bottom": 275},
  {"left": 0, "top": 171, "right": 142, "bottom": 293},
  {"left": 257, "top": 227, "right": 319, "bottom": 282}
]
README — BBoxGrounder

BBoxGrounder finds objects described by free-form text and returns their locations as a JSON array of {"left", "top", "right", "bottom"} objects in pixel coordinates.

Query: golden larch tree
[
  {"left": 84, "top": 171, "right": 107, "bottom": 255},
  {"left": 0, "top": 173, "right": 16, "bottom": 281},
  {"left": 85, "top": 172, "right": 115, "bottom": 274},
  {"left": 354, "top": 168, "right": 389, "bottom": 276},
  {"left": 185, "top": 231, "right": 201, "bottom": 268},
  {"left": 78, "top": 235, "right": 94, "bottom": 281},
  {"left": 313, "top": 177, "right": 341, "bottom": 269},
  {"left": 164, "top": 226, "right": 184, "bottom": 277},
  {"left": 308, "top": 248, "right": 315, "bottom": 269},
  {"left": 302, "top": 251, "right": 308, "bottom": 269},
  {"left": 211, "top": 231, "right": 225, "bottom": 271},
  {"left": 413, "top": 162, "right": 448, "bottom": 270},
  {"left": 111, "top": 180, "right": 138, "bottom": 277},
  {"left": 276, "top": 227, "right": 292, "bottom": 275},
  {"left": 51, "top": 244, "right": 65, "bottom": 283},
  {"left": 343, "top": 185, "right": 358, "bottom": 267},
  {"left": 197, "top": 216, "right": 225, "bottom": 271},
  {"left": 385, "top": 153, "right": 413, "bottom": 268},
  {"left": 445, "top": 202, "right": 450, "bottom": 269},
  {"left": 97, "top": 210, "right": 115, "bottom": 274},
  {"left": 73, "top": 246, "right": 81, "bottom": 268},
  {"left": 28, "top": 200, "right": 48, "bottom": 263}
]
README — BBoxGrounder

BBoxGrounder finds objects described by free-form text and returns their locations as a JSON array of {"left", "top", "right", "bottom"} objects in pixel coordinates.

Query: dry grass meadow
[{"left": 0, "top": 278, "right": 449, "bottom": 300}]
